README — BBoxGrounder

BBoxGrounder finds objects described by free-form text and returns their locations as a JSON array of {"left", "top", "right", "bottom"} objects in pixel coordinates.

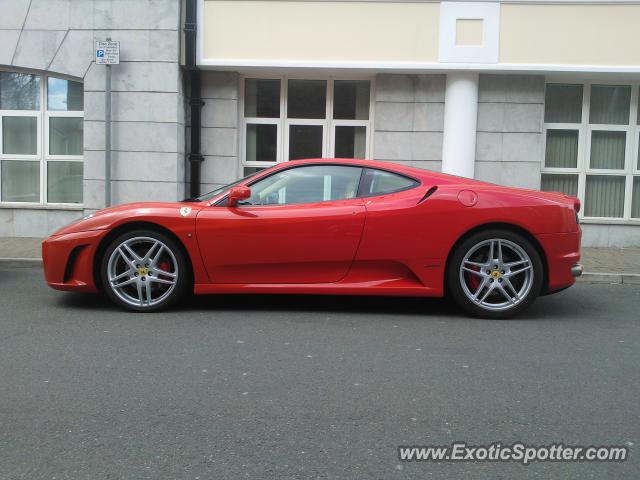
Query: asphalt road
[{"left": 1, "top": 266, "right": 638, "bottom": 480}]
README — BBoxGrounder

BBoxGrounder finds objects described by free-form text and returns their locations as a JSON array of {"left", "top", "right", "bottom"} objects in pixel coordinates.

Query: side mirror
[{"left": 227, "top": 185, "right": 251, "bottom": 207}]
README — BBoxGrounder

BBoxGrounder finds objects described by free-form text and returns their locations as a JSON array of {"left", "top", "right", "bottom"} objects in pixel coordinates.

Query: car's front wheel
[
  {"left": 447, "top": 230, "right": 543, "bottom": 319},
  {"left": 101, "top": 230, "right": 189, "bottom": 312}
]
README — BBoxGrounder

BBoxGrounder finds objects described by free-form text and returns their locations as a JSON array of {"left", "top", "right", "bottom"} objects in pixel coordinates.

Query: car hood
[{"left": 50, "top": 201, "right": 206, "bottom": 236}]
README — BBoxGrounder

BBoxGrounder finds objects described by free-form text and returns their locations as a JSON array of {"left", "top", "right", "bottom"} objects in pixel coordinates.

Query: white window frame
[
  {"left": 285, "top": 78, "right": 329, "bottom": 163},
  {"left": 542, "top": 80, "right": 640, "bottom": 223},
  {"left": 45, "top": 108, "right": 84, "bottom": 206},
  {"left": 633, "top": 98, "right": 640, "bottom": 219},
  {"left": 0, "top": 111, "right": 42, "bottom": 160},
  {"left": 284, "top": 119, "right": 329, "bottom": 161},
  {"left": 0, "top": 68, "right": 84, "bottom": 207},
  {"left": 239, "top": 75, "right": 374, "bottom": 178}
]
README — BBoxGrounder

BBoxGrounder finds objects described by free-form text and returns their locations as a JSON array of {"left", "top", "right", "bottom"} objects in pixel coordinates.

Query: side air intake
[{"left": 417, "top": 186, "right": 438, "bottom": 204}]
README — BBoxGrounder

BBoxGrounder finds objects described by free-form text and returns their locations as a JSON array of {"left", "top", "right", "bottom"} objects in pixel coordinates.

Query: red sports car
[{"left": 43, "top": 159, "right": 582, "bottom": 318}]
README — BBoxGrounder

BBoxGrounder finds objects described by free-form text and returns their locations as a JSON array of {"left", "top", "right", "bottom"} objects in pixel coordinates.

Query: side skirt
[{"left": 194, "top": 282, "right": 440, "bottom": 297}]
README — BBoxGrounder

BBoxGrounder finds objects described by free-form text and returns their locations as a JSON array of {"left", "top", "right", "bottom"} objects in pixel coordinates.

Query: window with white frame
[
  {"left": 542, "top": 82, "right": 640, "bottom": 221},
  {"left": 241, "top": 77, "right": 371, "bottom": 176},
  {"left": 0, "top": 70, "right": 83, "bottom": 205}
]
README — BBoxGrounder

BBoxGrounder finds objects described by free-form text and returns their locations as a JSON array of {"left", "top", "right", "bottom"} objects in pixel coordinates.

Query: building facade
[
  {"left": 0, "top": 0, "right": 639, "bottom": 247},
  {"left": 0, "top": 0, "right": 184, "bottom": 237}
]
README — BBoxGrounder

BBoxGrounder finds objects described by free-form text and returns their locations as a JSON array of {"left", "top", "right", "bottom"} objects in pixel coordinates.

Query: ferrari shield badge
[{"left": 180, "top": 207, "right": 192, "bottom": 217}]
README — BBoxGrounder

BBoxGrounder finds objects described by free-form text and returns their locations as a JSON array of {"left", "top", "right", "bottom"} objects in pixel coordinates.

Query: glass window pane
[
  {"left": 590, "top": 131, "right": 625, "bottom": 170},
  {"left": 1, "top": 160, "right": 39, "bottom": 202},
  {"left": 49, "top": 117, "right": 83, "bottom": 155},
  {"left": 243, "top": 167, "right": 265, "bottom": 177},
  {"left": 244, "top": 79, "right": 280, "bottom": 118},
  {"left": 247, "top": 165, "right": 362, "bottom": 205},
  {"left": 584, "top": 175, "right": 625, "bottom": 218},
  {"left": 287, "top": 80, "right": 326, "bottom": 119},
  {"left": 544, "top": 84, "right": 582, "bottom": 123},
  {"left": 0, "top": 72, "right": 40, "bottom": 110},
  {"left": 47, "top": 77, "right": 83, "bottom": 111},
  {"left": 47, "top": 161, "right": 82, "bottom": 203},
  {"left": 361, "top": 169, "right": 418, "bottom": 196},
  {"left": 335, "top": 126, "right": 366, "bottom": 158},
  {"left": 333, "top": 80, "right": 370, "bottom": 120},
  {"left": 541, "top": 174, "right": 578, "bottom": 197},
  {"left": 3, "top": 116, "right": 37, "bottom": 155},
  {"left": 545, "top": 130, "right": 578, "bottom": 168},
  {"left": 589, "top": 85, "right": 631, "bottom": 125},
  {"left": 289, "top": 125, "right": 323, "bottom": 160},
  {"left": 632, "top": 177, "right": 640, "bottom": 219},
  {"left": 246, "top": 124, "right": 277, "bottom": 162}
]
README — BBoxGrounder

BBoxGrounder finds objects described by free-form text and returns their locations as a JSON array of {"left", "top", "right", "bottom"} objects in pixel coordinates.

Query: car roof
[{"left": 275, "top": 158, "right": 484, "bottom": 186}]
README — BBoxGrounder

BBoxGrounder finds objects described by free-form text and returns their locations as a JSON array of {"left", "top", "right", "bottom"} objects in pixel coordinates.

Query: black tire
[
  {"left": 100, "top": 229, "right": 190, "bottom": 312},
  {"left": 446, "top": 229, "right": 544, "bottom": 319}
]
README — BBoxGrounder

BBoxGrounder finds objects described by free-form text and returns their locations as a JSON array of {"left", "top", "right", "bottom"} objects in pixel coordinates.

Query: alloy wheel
[
  {"left": 458, "top": 238, "right": 534, "bottom": 312},
  {"left": 106, "top": 236, "right": 179, "bottom": 308}
]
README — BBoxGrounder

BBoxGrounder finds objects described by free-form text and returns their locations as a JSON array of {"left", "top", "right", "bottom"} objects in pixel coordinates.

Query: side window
[
  {"left": 359, "top": 168, "right": 418, "bottom": 197},
  {"left": 244, "top": 165, "right": 362, "bottom": 205}
]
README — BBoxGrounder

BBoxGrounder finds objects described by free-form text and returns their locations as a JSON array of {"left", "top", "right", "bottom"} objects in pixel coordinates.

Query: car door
[
  {"left": 196, "top": 164, "right": 366, "bottom": 284},
  {"left": 353, "top": 168, "right": 434, "bottom": 282}
]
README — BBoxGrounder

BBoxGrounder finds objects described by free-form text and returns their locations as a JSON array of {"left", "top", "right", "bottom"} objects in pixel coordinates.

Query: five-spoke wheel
[
  {"left": 447, "top": 230, "right": 543, "bottom": 318},
  {"left": 101, "top": 230, "right": 189, "bottom": 312}
]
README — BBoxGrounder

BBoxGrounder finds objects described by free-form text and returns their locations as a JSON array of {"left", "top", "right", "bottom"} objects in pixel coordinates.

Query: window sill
[{"left": 0, "top": 203, "right": 83, "bottom": 211}]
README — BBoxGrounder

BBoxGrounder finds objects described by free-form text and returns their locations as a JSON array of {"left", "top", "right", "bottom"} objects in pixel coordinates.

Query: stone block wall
[
  {"left": 373, "top": 74, "right": 445, "bottom": 173},
  {"left": 0, "top": 0, "right": 184, "bottom": 236},
  {"left": 81, "top": 1, "right": 184, "bottom": 211},
  {"left": 475, "top": 74, "right": 545, "bottom": 189},
  {"left": 199, "top": 71, "right": 240, "bottom": 193}
]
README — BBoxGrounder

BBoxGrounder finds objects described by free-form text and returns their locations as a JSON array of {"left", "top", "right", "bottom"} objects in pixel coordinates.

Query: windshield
[{"left": 190, "top": 171, "right": 263, "bottom": 202}]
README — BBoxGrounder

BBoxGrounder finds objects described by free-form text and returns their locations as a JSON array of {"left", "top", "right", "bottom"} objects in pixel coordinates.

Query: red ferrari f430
[{"left": 43, "top": 159, "right": 582, "bottom": 318}]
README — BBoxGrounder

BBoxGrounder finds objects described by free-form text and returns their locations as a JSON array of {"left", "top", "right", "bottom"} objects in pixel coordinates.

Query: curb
[
  {"left": 0, "top": 257, "right": 43, "bottom": 267},
  {"left": 578, "top": 272, "right": 640, "bottom": 285}
]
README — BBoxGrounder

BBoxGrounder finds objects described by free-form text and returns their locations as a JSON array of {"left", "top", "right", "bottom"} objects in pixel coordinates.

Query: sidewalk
[
  {"left": 0, "top": 236, "right": 638, "bottom": 283},
  {"left": 579, "top": 247, "right": 640, "bottom": 284}
]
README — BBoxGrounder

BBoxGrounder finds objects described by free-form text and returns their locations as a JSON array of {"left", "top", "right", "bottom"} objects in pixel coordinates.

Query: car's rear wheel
[
  {"left": 447, "top": 229, "right": 543, "bottom": 319},
  {"left": 101, "top": 230, "right": 189, "bottom": 312}
]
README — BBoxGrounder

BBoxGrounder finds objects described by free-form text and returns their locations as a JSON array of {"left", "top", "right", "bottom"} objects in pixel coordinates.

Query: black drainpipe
[{"left": 184, "top": 0, "right": 204, "bottom": 198}]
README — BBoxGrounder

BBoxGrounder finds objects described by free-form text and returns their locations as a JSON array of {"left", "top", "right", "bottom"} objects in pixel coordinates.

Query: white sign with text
[{"left": 95, "top": 41, "right": 120, "bottom": 65}]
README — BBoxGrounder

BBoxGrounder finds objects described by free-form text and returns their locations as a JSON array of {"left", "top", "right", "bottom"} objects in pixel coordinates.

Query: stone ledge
[{"left": 0, "top": 258, "right": 42, "bottom": 267}]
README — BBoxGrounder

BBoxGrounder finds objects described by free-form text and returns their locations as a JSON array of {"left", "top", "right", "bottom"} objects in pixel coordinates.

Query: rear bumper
[
  {"left": 42, "top": 230, "right": 105, "bottom": 292},
  {"left": 535, "top": 230, "right": 582, "bottom": 293}
]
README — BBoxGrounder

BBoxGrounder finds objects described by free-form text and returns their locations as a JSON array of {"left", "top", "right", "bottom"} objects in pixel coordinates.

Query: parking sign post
[{"left": 95, "top": 39, "right": 120, "bottom": 207}]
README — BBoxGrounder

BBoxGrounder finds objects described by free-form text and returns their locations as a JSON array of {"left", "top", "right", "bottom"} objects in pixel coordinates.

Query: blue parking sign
[{"left": 97, "top": 50, "right": 105, "bottom": 57}]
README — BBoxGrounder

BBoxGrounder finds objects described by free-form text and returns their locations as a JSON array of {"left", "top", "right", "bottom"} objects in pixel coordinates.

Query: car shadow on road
[
  {"left": 57, "top": 291, "right": 459, "bottom": 316},
  {"left": 55, "top": 288, "right": 592, "bottom": 321},
  {"left": 185, "top": 293, "right": 460, "bottom": 317},
  {"left": 56, "top": 292, "right": 113, "bottom": 311}
]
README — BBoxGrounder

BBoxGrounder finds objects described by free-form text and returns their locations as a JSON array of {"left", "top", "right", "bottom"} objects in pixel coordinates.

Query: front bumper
[{"left": 42, "top": 230, "right": 106, "bottom": 292}]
